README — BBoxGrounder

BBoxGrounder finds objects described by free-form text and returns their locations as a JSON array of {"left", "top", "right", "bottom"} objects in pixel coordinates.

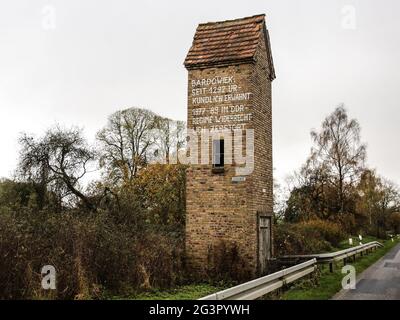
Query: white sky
[{"left": 0, "top": 0, "right": 399, "bottom": 186}]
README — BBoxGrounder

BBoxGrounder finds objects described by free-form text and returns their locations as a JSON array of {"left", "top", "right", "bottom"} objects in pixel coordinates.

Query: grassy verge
[
  {"left": 280, "top": 238, "right": 399, "bottom": 300},
  {"left": 109, "top": 283, "right": 227, "bottom": 300}
]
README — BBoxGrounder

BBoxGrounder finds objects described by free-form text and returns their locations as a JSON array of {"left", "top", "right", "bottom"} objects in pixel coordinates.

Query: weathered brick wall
[
  {"left": 185, "top": 25, "right": 273, "bottom": 277},
  {"left": 251, "top": 29, "right": 274, "bottom": 258}
]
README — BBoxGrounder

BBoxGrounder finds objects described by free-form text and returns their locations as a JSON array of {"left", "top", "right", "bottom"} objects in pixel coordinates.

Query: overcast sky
[{"left": 0, "top": 0, "right": 399, "bottom": 186}]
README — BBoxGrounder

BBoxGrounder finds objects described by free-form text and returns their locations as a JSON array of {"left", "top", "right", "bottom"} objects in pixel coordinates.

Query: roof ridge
[
  {"left": 198, "top": 14, "right": 265, "bottom": 27},
  {"left": 184, "top": 13, "right": 275, "bottom": 80}
]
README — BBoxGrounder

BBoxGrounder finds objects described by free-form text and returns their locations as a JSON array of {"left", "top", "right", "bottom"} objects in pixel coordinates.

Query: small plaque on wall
[{"left": 232, "top": 176, "right": 246, "bottom": 183}]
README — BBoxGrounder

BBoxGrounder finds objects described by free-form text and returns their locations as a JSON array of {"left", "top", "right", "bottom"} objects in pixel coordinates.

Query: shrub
[
  {"left": 274, "top": 219, "right": 345, "bottom": 256},
  {"left": 298, "top": 219, "right": 345, "bottom": 247},
  {"left": 336, "top": 213, "right": 357, "bottom": 235},
  {"left": 205, "top": 241, "right": 252, "bottom": 284},
  {"left": 0, "top": 208, "right": 185, "bottom": 299}
]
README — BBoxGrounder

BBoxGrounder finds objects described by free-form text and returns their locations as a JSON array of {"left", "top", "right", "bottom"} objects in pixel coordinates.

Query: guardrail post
[{"left": 329, "top": 262, "right": 333, "bottom": 273}]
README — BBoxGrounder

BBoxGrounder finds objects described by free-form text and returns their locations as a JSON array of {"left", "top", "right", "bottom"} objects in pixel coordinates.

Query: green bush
[
  {"left": 0, "top": 208, "right": 185, "bottom": 299},
  {"left": 298, "top": 219, "right": 345, "bottom": 247},
  {"left": 274, "top": 219, "right": 346, "bottom": 256}
]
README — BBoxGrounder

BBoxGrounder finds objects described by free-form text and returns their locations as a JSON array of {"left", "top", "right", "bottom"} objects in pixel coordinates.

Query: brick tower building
[{"left": 184, "top": 14, "right": 276, "bottom": 276}]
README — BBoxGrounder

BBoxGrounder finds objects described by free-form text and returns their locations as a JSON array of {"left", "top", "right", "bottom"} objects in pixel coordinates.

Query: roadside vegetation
[
  {"left": 274, "top": 105, "right": 400, "bottom": 257},
  {"left": 0, "top": 108, "right": 189, "bottom": 299}
]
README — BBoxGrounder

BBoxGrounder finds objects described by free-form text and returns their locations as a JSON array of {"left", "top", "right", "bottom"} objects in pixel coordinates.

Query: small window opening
[{"left": 212, "top": 139, "right": 224, "bottom": 170}]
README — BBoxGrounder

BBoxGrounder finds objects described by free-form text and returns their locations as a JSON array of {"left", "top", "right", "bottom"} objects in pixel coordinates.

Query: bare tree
[
  {"left": 375, "top": 178, "right": 399, "bottom": 237},
  {"left": 309, "top": 105, "right": 366, "bottom": 214},
  {"left": 97, "top": 107, "right": 186, "bottom": 183},
  {"left": 356, "top": 169, "right": 381, "bottom": 227},
  {"left": 97, "top": 107, "right": 160, "bottom": 183},
  {"left": 155, "top": 118, "right": 186, "bottom": 164},
  {"left": 18, "top": 126, "right": 96, "bottom": 211}
]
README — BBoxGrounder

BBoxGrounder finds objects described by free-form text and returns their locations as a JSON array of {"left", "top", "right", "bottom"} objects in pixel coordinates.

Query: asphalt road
[{"left": 333, "top": 243, "right": 400, "bottom": 300}]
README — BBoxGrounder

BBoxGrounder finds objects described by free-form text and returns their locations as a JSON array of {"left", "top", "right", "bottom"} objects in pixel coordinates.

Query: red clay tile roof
[{"left": 184, "top": 14, "right": 275, "bottom": 80}]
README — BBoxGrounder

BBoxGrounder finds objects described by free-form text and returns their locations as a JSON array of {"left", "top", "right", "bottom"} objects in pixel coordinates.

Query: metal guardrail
[
  {"left": 199, "top": 258, "right": 317, "bottom": 300},
  {"left": 281, "top": 241, "right": 383, "bottom": 272}
]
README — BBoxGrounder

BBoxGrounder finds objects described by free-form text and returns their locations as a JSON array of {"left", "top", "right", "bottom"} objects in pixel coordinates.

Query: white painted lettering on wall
[{"left": 190, "top": 76, "right": 253, "bottom": 131}]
